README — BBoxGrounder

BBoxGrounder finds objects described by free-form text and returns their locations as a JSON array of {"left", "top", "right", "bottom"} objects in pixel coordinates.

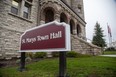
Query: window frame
[
  {"left": 78, "top": 4, "right": 82, "bottom": 13},
  {"left": 11, "top": 0, "right": 21, "bottom": 15},
  {"left": 10, "top": 0, "right": 33, "bottom": 19},
  {"left": 23, "top": 2, "right": 31, "bottom": 19}
]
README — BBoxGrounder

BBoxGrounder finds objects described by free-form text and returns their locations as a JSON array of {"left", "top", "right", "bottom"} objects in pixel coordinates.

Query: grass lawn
[
  {"left": 0, "top": 56, "right": 116, "bottom": 77},
  {"left": 103, "top": 51, "right": 116, "bottom": 55}
]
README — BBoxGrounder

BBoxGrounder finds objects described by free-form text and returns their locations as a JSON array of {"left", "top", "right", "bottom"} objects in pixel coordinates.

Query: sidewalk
[{"left": 100, "top": 55, "right": 116, "bottom": 57}]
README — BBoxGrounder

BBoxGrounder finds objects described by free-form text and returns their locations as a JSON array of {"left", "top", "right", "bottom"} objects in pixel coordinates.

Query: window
[
  {"left": 78, "top": 4, "right": 81, "bottom": 13},
  {"left": 23, "top": 3, "right": 31, "bottom": 19},
  {"left": 11, "top": 0, "right": 32, "bottom": 19},
  {"left": 11, "top": 0, "right": 20, "bottom": 15}
]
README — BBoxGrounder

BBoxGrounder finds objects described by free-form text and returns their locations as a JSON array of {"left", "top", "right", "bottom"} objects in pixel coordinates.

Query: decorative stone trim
[
  {"left": 40, "top": 0, "right": 86, "bottom": 26},
  {"left": 40, "top": 3, "right": 58, "bottom": 21}
]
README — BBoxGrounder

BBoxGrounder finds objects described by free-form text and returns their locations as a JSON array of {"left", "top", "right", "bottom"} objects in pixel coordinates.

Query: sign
[{"left": 19, "top": 21, "right": 71, "bottom": 52}]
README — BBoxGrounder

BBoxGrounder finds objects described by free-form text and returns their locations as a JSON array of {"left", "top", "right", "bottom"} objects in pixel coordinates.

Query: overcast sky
[{"left": 83, "top": 0, "right": 116, "bottom": 43}]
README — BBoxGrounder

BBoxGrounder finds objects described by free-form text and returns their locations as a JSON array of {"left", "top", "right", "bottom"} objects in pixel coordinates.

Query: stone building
[{"left": 0, "top": 0, "right": 101, "bottom": 59}]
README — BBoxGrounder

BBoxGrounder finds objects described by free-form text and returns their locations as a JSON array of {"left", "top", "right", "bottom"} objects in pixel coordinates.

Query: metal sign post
[
  {"left": 19, "top": 52, "right": 26, "bottom": 72},
  {"left": 59, "top": 52, "right": 67, "bottom": 77}
]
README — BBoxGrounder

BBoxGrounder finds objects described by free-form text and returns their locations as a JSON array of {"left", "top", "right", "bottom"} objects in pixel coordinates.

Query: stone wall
[
  {"left": 62, "top": 0, "right": 85, "bottom": 19},
  {"left": 0, "top": 0, "right": 39, "bottom": 59},
  {"left": 0, "top": 27, "right": 22, "bottom": 59},
  {"left": 71, "top": 35, "right": 102, "bottom": 55},
  {"left": 64, "top": 0, "right": 72, "bottom": 7},
  {"left": 71, "top": 0, "right": 85, "bottom": 19}
]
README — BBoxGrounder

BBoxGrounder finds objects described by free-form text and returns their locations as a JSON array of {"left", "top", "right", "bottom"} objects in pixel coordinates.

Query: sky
[{"left": 83, "top": 0, "right": 116, "bottom": 44}]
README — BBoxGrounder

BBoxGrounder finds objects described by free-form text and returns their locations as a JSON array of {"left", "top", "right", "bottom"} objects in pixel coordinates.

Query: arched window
[
  {"left": 45, "top": 8, "right": 54, "bottom": 23},
  {"left": 70, "top": 19, "right": 75, "bottom": 34},
  {"left": 60, "top": 13, "right": 68, "bottom": 23}
]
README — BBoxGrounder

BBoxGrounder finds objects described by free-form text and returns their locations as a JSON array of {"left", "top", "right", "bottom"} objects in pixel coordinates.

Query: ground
[{"left": 0, "top": 51, "right": 116, "bottom": 77}]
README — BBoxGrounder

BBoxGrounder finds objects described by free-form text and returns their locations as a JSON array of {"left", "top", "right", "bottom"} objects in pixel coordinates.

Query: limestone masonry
[{"left": 0, "top": 0, "right": 101, "bottom": 59}]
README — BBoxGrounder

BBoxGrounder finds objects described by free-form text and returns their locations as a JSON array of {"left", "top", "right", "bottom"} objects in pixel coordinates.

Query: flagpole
[
  {"left": 107, "top": 23, "right": 112, "bottom": 47},
  {"left": 107, "top": 23, "right": 111, "bottom": 47},
  {"left": 110, "top": 35, "right": 112, "bottom": 47}
]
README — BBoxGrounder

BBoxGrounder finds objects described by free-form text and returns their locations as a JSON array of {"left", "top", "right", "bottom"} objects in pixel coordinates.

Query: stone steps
[{"left": 71, "top": 35, "right": 102, "bottom": 55}]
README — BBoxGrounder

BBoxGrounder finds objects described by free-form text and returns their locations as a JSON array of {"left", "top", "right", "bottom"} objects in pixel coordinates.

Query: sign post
[
  {"left": 19, "top": 52, "right": 26, "bottom": 72},
  {"left": 59, "top": 52, "right": 67, "bottom": 77},
  {"left": 19, "top": 21, "right": 71, "bottom": 76}
]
